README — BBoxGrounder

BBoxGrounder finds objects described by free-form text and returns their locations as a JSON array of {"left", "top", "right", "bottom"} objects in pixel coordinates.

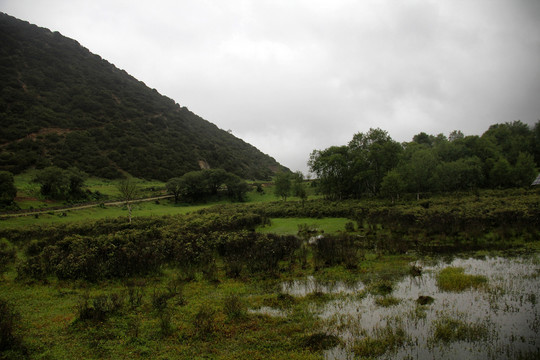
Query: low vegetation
[
  {"left": 0, "top": 187, "right": 538, "bottom": 358},
  {"left": 353, "top": 324, "right": 409, "bottom": 358},
  {"left": 436, "top": 267, "right": 488, "bottom": 292}
]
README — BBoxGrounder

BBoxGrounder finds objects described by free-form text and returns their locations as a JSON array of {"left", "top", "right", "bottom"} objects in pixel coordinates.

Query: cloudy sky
[{"left": 2, "top": 0, "right": 540, "bottom": 173}]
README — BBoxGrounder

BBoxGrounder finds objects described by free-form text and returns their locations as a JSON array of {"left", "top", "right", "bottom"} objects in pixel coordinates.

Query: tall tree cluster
[
  {"left": 166, "top": 169, "right": 250, "bottom": 203},
  {"left": 309, "top": 121, "right": 539, "bottom": 200}
]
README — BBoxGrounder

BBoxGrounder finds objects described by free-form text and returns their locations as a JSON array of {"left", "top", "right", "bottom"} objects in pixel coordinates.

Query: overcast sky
[{"left": 2, "top": 0, "right": 540, "bottom": 173}]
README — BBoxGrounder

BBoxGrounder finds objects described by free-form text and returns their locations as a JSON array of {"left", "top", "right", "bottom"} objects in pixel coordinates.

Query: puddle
[
  {"left": 317, "top": 256, "right": 540, "bottom": 359},
  {"left": 247, "top": 306, "right": 288, "bottom": 318}
]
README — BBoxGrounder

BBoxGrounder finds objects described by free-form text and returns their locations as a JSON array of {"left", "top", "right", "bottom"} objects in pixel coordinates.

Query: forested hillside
[
  {"left": 309, "top": 122, "right": 540, "bottom": 200},
  {"left": 0, "top": 13, "right": 286, "bottom": 181}
]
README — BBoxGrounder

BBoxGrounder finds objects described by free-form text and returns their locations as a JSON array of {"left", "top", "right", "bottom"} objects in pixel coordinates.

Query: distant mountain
[{"left": 0, "top": 13, "right": 287, "bottom": 181}]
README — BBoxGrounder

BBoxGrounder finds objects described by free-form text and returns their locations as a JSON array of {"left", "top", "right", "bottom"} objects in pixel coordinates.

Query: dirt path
[{"left": 0, "top": 195, "right": 174, "bottom": 218}]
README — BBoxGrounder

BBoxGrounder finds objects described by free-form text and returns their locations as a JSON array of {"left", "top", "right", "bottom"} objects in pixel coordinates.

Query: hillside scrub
[{"left": 0, "top": 13, "right": 286, "bottom": 181}]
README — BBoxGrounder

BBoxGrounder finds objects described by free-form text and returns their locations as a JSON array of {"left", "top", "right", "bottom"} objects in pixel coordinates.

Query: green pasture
[
  {"left": 3, "top": 172, "right": 321, "bottom": 229},
  {"left": 0, "top": 201, "right": 214, "bottom": 229}
]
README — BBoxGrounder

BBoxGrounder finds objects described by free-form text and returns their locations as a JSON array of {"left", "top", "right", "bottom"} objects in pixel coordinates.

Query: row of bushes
[
  {"left": 16, "top": 222, "right": 534, "bottom": 283},
  {"left": 4, "top": 192, "right": 540, "bottom": 281},
  {"left": 16, "top": 226, "right": 303, "bottom": 282}
]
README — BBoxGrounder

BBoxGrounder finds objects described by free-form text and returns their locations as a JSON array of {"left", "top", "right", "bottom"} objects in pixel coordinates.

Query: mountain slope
[{"left": 0, "top": 13, "right": 286, "bottom": 181}]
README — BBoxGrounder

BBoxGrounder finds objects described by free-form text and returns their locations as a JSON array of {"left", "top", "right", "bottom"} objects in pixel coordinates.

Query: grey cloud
[{"left": 2, "top": 0, "right": 540, "bottom": 173}]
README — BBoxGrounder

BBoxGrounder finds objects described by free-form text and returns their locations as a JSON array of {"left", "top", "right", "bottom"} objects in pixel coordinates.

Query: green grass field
[
  {"left": 257, "top": 217, "right": 352, "bottom": 235},
  {"left": 2, "top": 172, "right": 321, "bottom": 229}
]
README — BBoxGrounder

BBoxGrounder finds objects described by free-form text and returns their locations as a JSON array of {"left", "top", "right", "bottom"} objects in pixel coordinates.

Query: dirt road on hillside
[{"left": 0, "top": 195, "right": 174, "bottom": 218}]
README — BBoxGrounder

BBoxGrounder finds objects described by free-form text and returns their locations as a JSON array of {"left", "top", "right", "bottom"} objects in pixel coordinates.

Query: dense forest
[
  {"left": 0, "top": 13, "right": 286, "bottom": 181},
  {"left": 309, "top": 121, "right": 540, "bottom": 200}
]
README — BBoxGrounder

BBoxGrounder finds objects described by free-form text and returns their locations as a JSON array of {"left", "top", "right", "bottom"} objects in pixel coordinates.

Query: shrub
[
  {"left": 0, "top": 298, "right": 24, "bottom": 352},
  {"left": 151, "top": 289, "right": 172, "bottom": 313},
  {"left": 223, "top": 294, "right": 246, "bottom": 320},
  {"left": 312, "top": 233, "right": 359, "bottom": 269},
  {"left": 126, "top": 281, "right": 145, "bottom": 308},
  {"left": 0, "top": 238, "right": 16, "bottom": 276},
  {"left": 193, "top": 304, "right": 216, "bottom": 339},
  {"left": 166, "top": 275, "right": 186, "bottom": 305},
  {"left": 76, "top": 292, "right": 124, "bottom": 322},
  {"left": 158, "top": 310, "right": 173, "bottom": 337}
]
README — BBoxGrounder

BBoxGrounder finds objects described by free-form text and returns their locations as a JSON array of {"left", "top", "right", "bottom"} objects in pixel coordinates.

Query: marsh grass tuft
[
  {"left": 436, "top": 266, "right": 488, "bottom": 292},
  {"left": 368, "top": 278, "right": 394, "bottom": 296},
  {"left": 300, "top": 332, "right": 341, "bottom": 351},
  {"left": 193, "top": 304, "right": 217, "bottom": 339},
  {"left": 353, "top": 324, "right": 408, "bottom": 358},
  {"left": 409, "top": 264, "right": 423, "bottom": 277},
  {"left": 223, "top": 294, "right": 246, "bottom": 320},
  {"left": 375, "top": 295, "right": 401, "bottom": 307},
  {"left": 431, "top": 316, "right": 489, "bottom": 343},
  {"left": 416, "top": 295, "right": 435, "bottom": 305}
]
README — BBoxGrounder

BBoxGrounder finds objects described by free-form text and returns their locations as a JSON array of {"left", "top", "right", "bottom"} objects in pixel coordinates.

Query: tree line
[
  {"left": 166, "top": 169, "right": 250, "bottom": 203},
  {"left": 309, "top": 121, "right": 539, "bottom": 200}
]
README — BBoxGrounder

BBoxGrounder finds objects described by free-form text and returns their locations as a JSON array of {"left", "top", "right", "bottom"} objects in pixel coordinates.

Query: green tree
[
  {"left": 308, "top": 146, "right": 352, "bottom": 200},
  {"left": 178, "top": 171, "right": 208, "bottom": 203},
  {"left": 33, "top": 166, "right": 70, "bottom": 200},
  {"left": 0, "top": 171, "right": 17, "bottom": 206},
  {"left": 117, "top": 178, "right": 139, "bottom": 223},
  {"left": 482, "top": 121, "right": 533, "bottom": 164},
  {"left": 412, "top": 132, "right": 434, "bottom": 146},
  {"left": 166, "top": 177, "right": 183, "bottom": 203},
  {"left": 66, "top": 167, "right": 88, "bottom": 198},
  {"left": 489, "top": 157, "right": 513, "bottom": 188},
  {"left": 513, "top": 152, "right": 537, "bottom": 187},
  {"left": 380, "top": 169, "right": 405, "bottom": 203},
  {"left": 292, "top": 171, "right": 308, "bottom": 206},
  {"left": 448, "top": 130, "right": 465, "bottom": 142},
  {"left": 432, "top": 157, "right": 484, "bottom": 192},
  {"left": 224, "top": 174, "right": 249, "bottom": 202},
  {"left": 533, "top": 120, "right": 540, "bottom": 166},
  {"left": 401, "top": 146, "right": 437, "bottom": 200},
  {"left": 205, "top": 169, "right": 229, "bottom": 195},
  {"left": 348, "top": 128, "right": 402, "bottom": 196},
  {"left": 33, "top": 166, "right": 87, "bottom": 200},
  {"left": 274, "top": 172, "right": 292, "bottom": 201}
]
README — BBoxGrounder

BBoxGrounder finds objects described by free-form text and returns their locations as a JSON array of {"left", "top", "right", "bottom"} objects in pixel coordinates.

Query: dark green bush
[
  {"left": 0, "top": 238, "right": 16, "bottom": 276},
  {"left": 0, "top": 298, "right": 24, "bottom": 353},
  {"left": 223, "top": 294, "right": 246, "bottom": 320},
  {"left": 76, "top": 292, "right": 124, "bottom": 322},
  {"left": 126, "top": 281, "right": 145, "bottom": 309},
  {"left": 312, "top": 233, "right": 359, "bottom": 269},
  {"left": 193, "top": 304, "right": 216, "bottom": 339}
]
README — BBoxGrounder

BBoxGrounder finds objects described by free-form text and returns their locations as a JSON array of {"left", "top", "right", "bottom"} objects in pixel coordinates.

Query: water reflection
[
  {"left": 319, "top": 256, "right": 540, "bottom": 359},
  {"left": 280, "top": 276, "right": 364, "bottom": 297}
]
